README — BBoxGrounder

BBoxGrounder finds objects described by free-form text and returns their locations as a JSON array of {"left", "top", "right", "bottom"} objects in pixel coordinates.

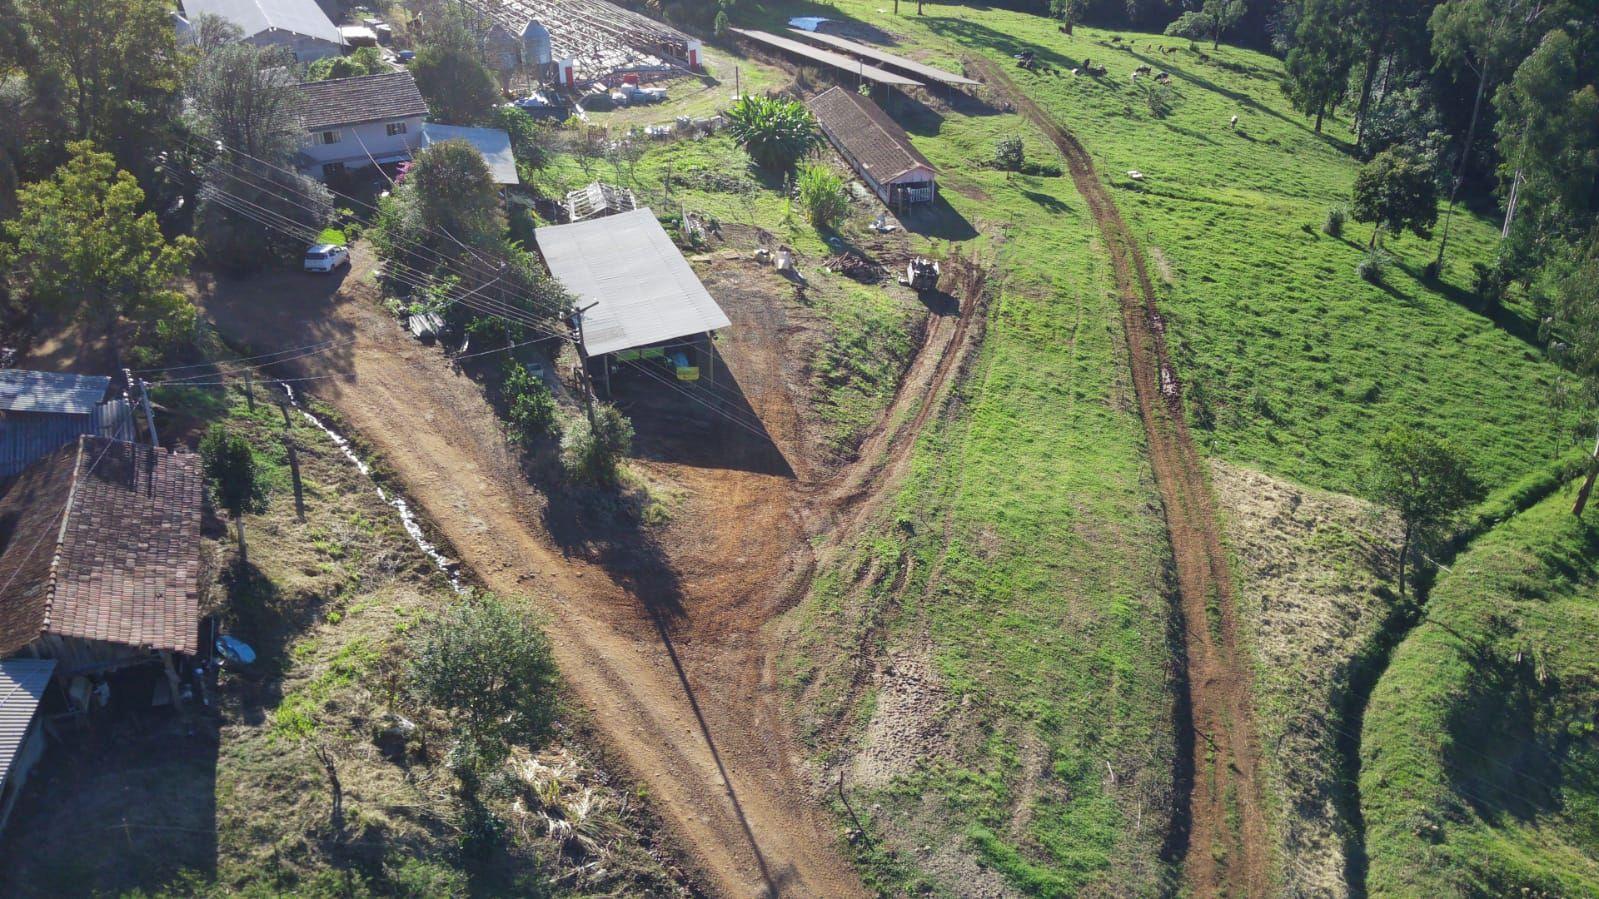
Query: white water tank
[{"left": 521, "top": 20, "right": 553, "bottom": 66}]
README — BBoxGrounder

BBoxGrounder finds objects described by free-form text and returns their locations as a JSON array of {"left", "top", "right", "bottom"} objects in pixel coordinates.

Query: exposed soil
[
  {"left": 969, "top": 56, "right": 1270, "bottom": 897},
  {"left": 193, "top": 240, "right": 984, "bottom": 898}
]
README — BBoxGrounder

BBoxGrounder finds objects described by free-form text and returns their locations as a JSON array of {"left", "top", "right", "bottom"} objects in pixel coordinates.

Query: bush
[
  {"left": 1357, "top": 247, "right": 1392, "bottom": 284},
  {"left": 562, "top": 403, "right": 634, "bottom": 485},
  {"left": 796, "top": 164, "right": 848, "bottom": 229},
  {"left": 500, "top": 360, "right": 557, "bottom": 443},
  {"left": 406, "top": 595, "right": 559, "bottom": 773},
  {"left": 1323, "top": 205, "right": 1346, "bottom": 237},
  {"left": 994, "top": 136, "right": 1024, "bottom": 172},
  {"left": 1165, "top": 11, "right": 1216, "bottom": 38},
  {"left": 1472, "top": 260, "right": 1508, "bottom": 309},
  {"left": 726, "top": 95, "right": 820, "bottom": 171},
  {"left": 714, "top": 9, "right": 730, "bottom": 36},
  {"left": 1144, "top": 83, "right": 1174, "bottom": 118}
]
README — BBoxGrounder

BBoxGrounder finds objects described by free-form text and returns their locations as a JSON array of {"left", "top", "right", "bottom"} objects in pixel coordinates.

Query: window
[
  {"left": 386, "top": 122, "right": 408, "bottom": 136},
  {"left": 319, "top": 130, "right": 341, "bottom": 145},
  {"left": 322, "top": 162, "right": 345, "bottom": 178}
]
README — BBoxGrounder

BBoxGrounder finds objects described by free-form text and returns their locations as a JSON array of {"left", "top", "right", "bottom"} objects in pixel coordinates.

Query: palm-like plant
[{"left": 726, "top": 95, "right": 821, "bottom": 171}]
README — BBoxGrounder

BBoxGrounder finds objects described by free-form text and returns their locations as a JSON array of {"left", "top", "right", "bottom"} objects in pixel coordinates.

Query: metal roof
[
  {"left": 809, "top": 86, "right": 937, "bottom": 184},
  {"left": 0, "top": 370, "right": 111, "bottom": 415},
  {"left": 728, "top": 29, "right": 923, "bottom": 88},
  {"left": 788, "top": 29, "right": 981, "bottom": 86},
  {"left": 0, "top": 398, "right": 136, "bottom": 478},
  {"left": 0, "top": 659, "right": 54, "bottom": 788},
  {"left": 535, "top": 209, "right": 730, "bottom": 357},
  {"left": 419, "top": 123, "right": 520, "bottom": 185},
  {"left": 181, "top": 0, "right": 343, "bottom": 46}
]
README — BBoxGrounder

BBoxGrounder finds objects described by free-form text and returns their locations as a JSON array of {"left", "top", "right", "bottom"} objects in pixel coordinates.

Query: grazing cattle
[{"left": 1134, "top": 65, "right": 1153, "bottom": 75}]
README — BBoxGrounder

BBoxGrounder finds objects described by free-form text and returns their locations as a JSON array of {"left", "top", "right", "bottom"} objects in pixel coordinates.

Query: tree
[
  {"left": 1369, "top": 429, "right": 1482, "bottom": 598},
  {"left": 305, "top": 46, "right": 387, "bottom": 81},
  {"left": 1202, "top": 0, "right": 1247, "bottom": 49},
  {"left": 190, "top": 41, "right": 301, "bottom": 162},
  {"left": 387, "top": 138, "right": 505, "bottom": 257},
  {"left": 1428, "top": 0, "right": 1564, "bottom": 268},
  {"left": 410, "top": 30, "right": 499, "bottom": 125},
  {"left": 1282, "top": 0, "right": 1355, "bottom": 133},
  {"left": 1493, "top": 29, "right": 1599, "bottom": 280},
  {"left": 1540, "top": 231, "right": 1599, "bottom": 517},
  {"left": 200, "top": 422, "right": 268, "bottom": 558},
  {"left": 1351, "top": 144, "right": 1438, "bottom": 247},
  {"left": 1050, "top": 0, "right": 1087, "bottom": 34},
  {"left": 726, "top": 95, "right": 820, "bottom": 171},
  {"left": 22, "top": 0, "right": 185, "bottom": 163},
  {"left": 994, "top": 135, "right": 1024, "bottom": 171},
  {"left": 796, "top": 164, "right": 848, "bottom": 229},
  {"left": 406, "top": 595, "right": 559, "bottom": 773},
  {"left": 501, "top": 360, "right": 558, "bottom": 444},
  {"left": 489, "top": 105, "right": 550, "bottom": 172},
  {"left": 0, "top": 141, "right": 196, "bottom": 364}
]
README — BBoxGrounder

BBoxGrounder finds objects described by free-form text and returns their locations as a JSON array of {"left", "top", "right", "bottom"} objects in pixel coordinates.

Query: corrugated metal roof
[
  {"left": 0, "top": 659, "right": 54, "bottom": 788},
  {"left": 0, "top": 370, "right": 111, "bottom": 415},
  {"left": 535, "top": 209, "right": 731, "bottom": 357},
  {"left": 788, "top": 29, "right": 981, "bottom": 86},
  {"left": 0, "top": 399, "right": 136, "bottom": 478},
  {"left": 728, "top": 29, "right": 923, "bottom": 87},
  {"left": 419, "top": 124, "right": 520, "bottom": 185},
  {"left": 181, "top": 0, "right": 343, "bottom": 46}
]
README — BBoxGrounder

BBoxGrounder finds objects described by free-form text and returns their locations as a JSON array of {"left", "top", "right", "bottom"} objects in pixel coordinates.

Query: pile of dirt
[
  {"left": 824, "top": 252, "right": 884, "bottom": 283},
  {"left": 850, "top": 652, "right": 954, "bottom": 788}
]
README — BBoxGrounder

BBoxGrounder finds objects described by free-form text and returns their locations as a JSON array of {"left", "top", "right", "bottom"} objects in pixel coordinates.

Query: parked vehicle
[{"left": 304, "top": 243, "right": 351, "bottom": 273}]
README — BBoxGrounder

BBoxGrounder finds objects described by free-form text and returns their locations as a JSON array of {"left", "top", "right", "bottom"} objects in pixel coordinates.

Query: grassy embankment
[
  {"left": 1361, "top": 490, "right": 1599, "bottom": 897},
  {"left": 0, "top": 386, "right": 682, "bottom": 897}
]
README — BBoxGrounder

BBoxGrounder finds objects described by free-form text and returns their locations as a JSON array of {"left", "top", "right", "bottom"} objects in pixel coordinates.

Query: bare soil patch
[{"left": 1212, "top": 460, "right": 1398, "bottom": 898}]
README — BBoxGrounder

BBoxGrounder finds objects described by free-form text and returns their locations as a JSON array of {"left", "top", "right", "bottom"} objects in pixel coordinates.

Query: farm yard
[{"left": 0, "top": 0, "right": 1595, "bottom": 897}]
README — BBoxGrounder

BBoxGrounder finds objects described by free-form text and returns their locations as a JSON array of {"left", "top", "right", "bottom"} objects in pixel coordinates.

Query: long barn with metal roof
[
  {"left": 728, "top": 28, "right": 922, "bottom": 88},
  {"left": 788, "top": 29, "right": 980, "bottom": 86}
]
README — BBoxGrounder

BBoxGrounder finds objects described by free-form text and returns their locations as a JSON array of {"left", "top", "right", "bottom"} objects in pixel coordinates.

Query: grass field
[
  {"left": 1360, "top": 487, "right": 1599, "bottom": 897},
  {"left": 761, "top": 1, "right": 1564, "bottom": 500}
]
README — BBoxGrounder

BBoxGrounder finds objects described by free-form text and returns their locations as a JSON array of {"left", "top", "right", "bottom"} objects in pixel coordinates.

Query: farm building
[
  {"left": 177, "top": 0, "right": 345, "bottom": 61},
  {"left": 534, "top": 208, "right": 730, "bottom": 395},
  {"left": 807, "top": 86, "right": 938, "bottom": 210},
  {"left": 0, "top": 659, "right": 54, "bottom": 836},
  {"left": 0, "top": 370, "right": 135, "bottom": 478},
  {"left": 294, "top": 72, "right": 429, "bottom": 179},
  {"left": 0, "top": 436, "right": 203, "bottom": 694}
]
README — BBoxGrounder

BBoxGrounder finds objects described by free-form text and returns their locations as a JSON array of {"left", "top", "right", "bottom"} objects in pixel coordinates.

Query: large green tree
[
  {"left": 1283, "top": 0, "right": 1355, "bottom": 133},
  {"left": 200, "top": 422, "right": 268, "bottom": 557},
  {"left": 1493, "top": 28, "right": 1599, "bottom": 279},
  {"left": 410, "top": 18, "right": 499, "bottom": 126},
  {"left": 1540, "top": 231, "right": 1599, "bottom": 517},
  {"left": 0, "top": 141, "right": 196, "bottom": 363},
  {"left": 1351, "top": 144, "right": 1439, "bottom": 246},
  {"left": 1369, "top": 428, "right": 1482, "bottom": 598}
]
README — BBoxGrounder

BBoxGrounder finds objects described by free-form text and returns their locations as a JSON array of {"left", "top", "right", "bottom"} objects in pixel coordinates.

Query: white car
[{"left": 304, "top": 244, "right": 350, "bottom": 273}]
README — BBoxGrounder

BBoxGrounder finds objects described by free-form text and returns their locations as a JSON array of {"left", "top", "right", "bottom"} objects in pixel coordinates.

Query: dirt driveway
[{"left": 196, "top": 255, "right": 864, "bottom": 899}]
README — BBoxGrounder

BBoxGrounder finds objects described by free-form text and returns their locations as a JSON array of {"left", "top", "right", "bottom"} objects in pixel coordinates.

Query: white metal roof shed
[
  {"left": 0, "top": 659, "right": 54, "bottom": 787},
  {"left": 181, "top": 0, "right": 343, "bottom": 46},
  {"left": 535, "top": 209, "right": 731, "bottom": 357},
  {"left": 0, "top": 370, "right": 111, "bottom": 415},
  {"left": 419, "top": 123, "right": 520, "bottom": 185}
]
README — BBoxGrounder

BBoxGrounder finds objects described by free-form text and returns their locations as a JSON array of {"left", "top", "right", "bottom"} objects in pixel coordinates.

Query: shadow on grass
[{"left": 903, "top": 194, "right": 979, "bottom": 241}]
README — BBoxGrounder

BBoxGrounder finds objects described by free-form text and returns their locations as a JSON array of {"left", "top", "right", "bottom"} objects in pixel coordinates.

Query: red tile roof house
[{"left": 0, "top": 435, "right": 204, "bottom": 702}]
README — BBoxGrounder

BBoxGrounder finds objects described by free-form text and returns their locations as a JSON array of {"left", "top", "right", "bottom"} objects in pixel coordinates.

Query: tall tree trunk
[
  {"left": 1574, "top": 464, "right": 1597, "bottom": 518},
  {"left": 1354, "top": 47, "right": 1380, "bottom": 142},
  {"left": 1398, "top": 522, "right": 1412, "bottom": 600},
  {"left": 1436, "top": 63, "right": 1490, "bottom": 269},
  {"left": 1314, "top": 106, "right": 1324, "bottom": 133}
]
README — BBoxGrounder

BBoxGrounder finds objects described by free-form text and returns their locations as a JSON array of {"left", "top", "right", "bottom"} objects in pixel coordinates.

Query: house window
[
  {"left": 386, "top": 122, "right": 408, "bottom": 137},
  {"left": 319, "top": 130, "right": 341, "bottom": 145},
  {"left": 322, "top": 162, "right": 345, "bottom": 178}
]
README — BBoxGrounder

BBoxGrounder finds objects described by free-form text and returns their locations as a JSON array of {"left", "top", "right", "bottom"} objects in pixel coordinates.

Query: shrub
[
  {"left": 1144, "top": 83, "right": 1174, "bottom": 118},
  {"left": 500, "top": 360, "right": 558, "bottom": 443},
  {"left": 796, "top": 164, "right": 848, "bottom": 229},
  {"left": 1323, "top": 204, "right": 1346, "bottom": 237},
  {"left": 726, "top": 95, "right": 820, "bottom": 171},
  {"left": 994, "top": 136, "right": 1024, "bottom": 172},
  {"left": 714, "top": 9, "right": 730, "bottom": 36},
  {"left": 1165, "top": 11, "right": 1216, "bottom": 38},
  {"left": 406, "top": 595, "right": 559, "bottom": 773},
  {"left": 562, "top": 403, "right": 634, "bottom": 485},
  {"left": 1471, "top": 260, "right": 1508, "bottom": 309},
  {"left": 1357, "top": 247, "right": 1392, "bottom": 284}
]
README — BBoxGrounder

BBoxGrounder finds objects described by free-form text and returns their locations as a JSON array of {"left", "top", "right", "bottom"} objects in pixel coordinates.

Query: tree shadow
[
  {"left": 1020, "top": 187, "right": 1071, "bottom": 214},
  {"left": 902, "top": 194, "right": 978, "bottom": 241}
]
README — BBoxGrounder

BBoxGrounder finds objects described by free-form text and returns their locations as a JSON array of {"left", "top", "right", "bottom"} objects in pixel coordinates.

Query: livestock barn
[{"left": 808, "top": 86, "right": 938, "bottom": 210}]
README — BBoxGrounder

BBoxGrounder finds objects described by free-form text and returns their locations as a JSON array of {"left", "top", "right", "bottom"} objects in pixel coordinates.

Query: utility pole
[
  {"left": 243, "top": 369, "right": 255, "bottom": 411},
  {"left": 571, "top": 301, "right": 600, "bottom": 427},
  {"left": 137, "top": 379, "right": 159, "bottom": 448}
]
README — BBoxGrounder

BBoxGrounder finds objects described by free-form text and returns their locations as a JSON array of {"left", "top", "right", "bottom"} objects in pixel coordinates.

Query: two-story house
[{"left": 293, "top": 71, "right": 429, "bottom": 180}]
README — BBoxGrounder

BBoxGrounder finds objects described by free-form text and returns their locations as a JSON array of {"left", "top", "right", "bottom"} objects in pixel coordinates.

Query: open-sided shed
[{"left": 534, "top": 208, "right": 730, "bottom": 394}]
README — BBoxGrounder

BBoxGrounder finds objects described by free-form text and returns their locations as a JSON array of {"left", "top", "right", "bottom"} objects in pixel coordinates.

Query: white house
[
  {"left": 294, "top": 72, "right": 429, "bottom": 179},
  {"left": 179, "top": 0, "right": 345, "bottom": 61}
]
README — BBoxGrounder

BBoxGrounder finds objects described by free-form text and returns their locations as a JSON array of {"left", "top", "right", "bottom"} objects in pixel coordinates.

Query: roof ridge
[{"left": 39, "top": 435, "right": 91, "bottom": 636}]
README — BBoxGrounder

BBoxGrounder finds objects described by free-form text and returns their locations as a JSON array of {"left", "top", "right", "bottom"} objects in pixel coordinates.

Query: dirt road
[
  {"left": 196, "top": 259, "right": 865, "bottom": 899},
  {"left": 970, "top": 57, "right": 1269, "bottom": 896}
]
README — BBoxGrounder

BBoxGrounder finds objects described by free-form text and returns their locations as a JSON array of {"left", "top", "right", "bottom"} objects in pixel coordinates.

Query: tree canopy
[
  {"left": 1369, "top": 428, "right": 1482, "bottom": 597},
  {"left": 1351, "top": 145, "right": 1439, "bottom": 246},
  {"left": 726, "top": 95, "right": 820, "bottom": 171},
  {"left": 410, "top": 24, "right": 499, "bottom": 126}
]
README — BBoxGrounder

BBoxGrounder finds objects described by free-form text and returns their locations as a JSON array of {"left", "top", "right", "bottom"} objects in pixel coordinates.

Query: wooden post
[
  {"left": 137, "top": 380, "right": 159, "bottom": 448},
  {"left": 243, "top": 370, "right": 255, "bottom": 411},
  {"left": 285, "top": 435, "right": 306, "bottom": 521},
  {"left": 572, "top": 302, "right": 599, "bottom": 427},
  {"left": 161, "top": 651, "right": 184, "bottom": 711}
]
